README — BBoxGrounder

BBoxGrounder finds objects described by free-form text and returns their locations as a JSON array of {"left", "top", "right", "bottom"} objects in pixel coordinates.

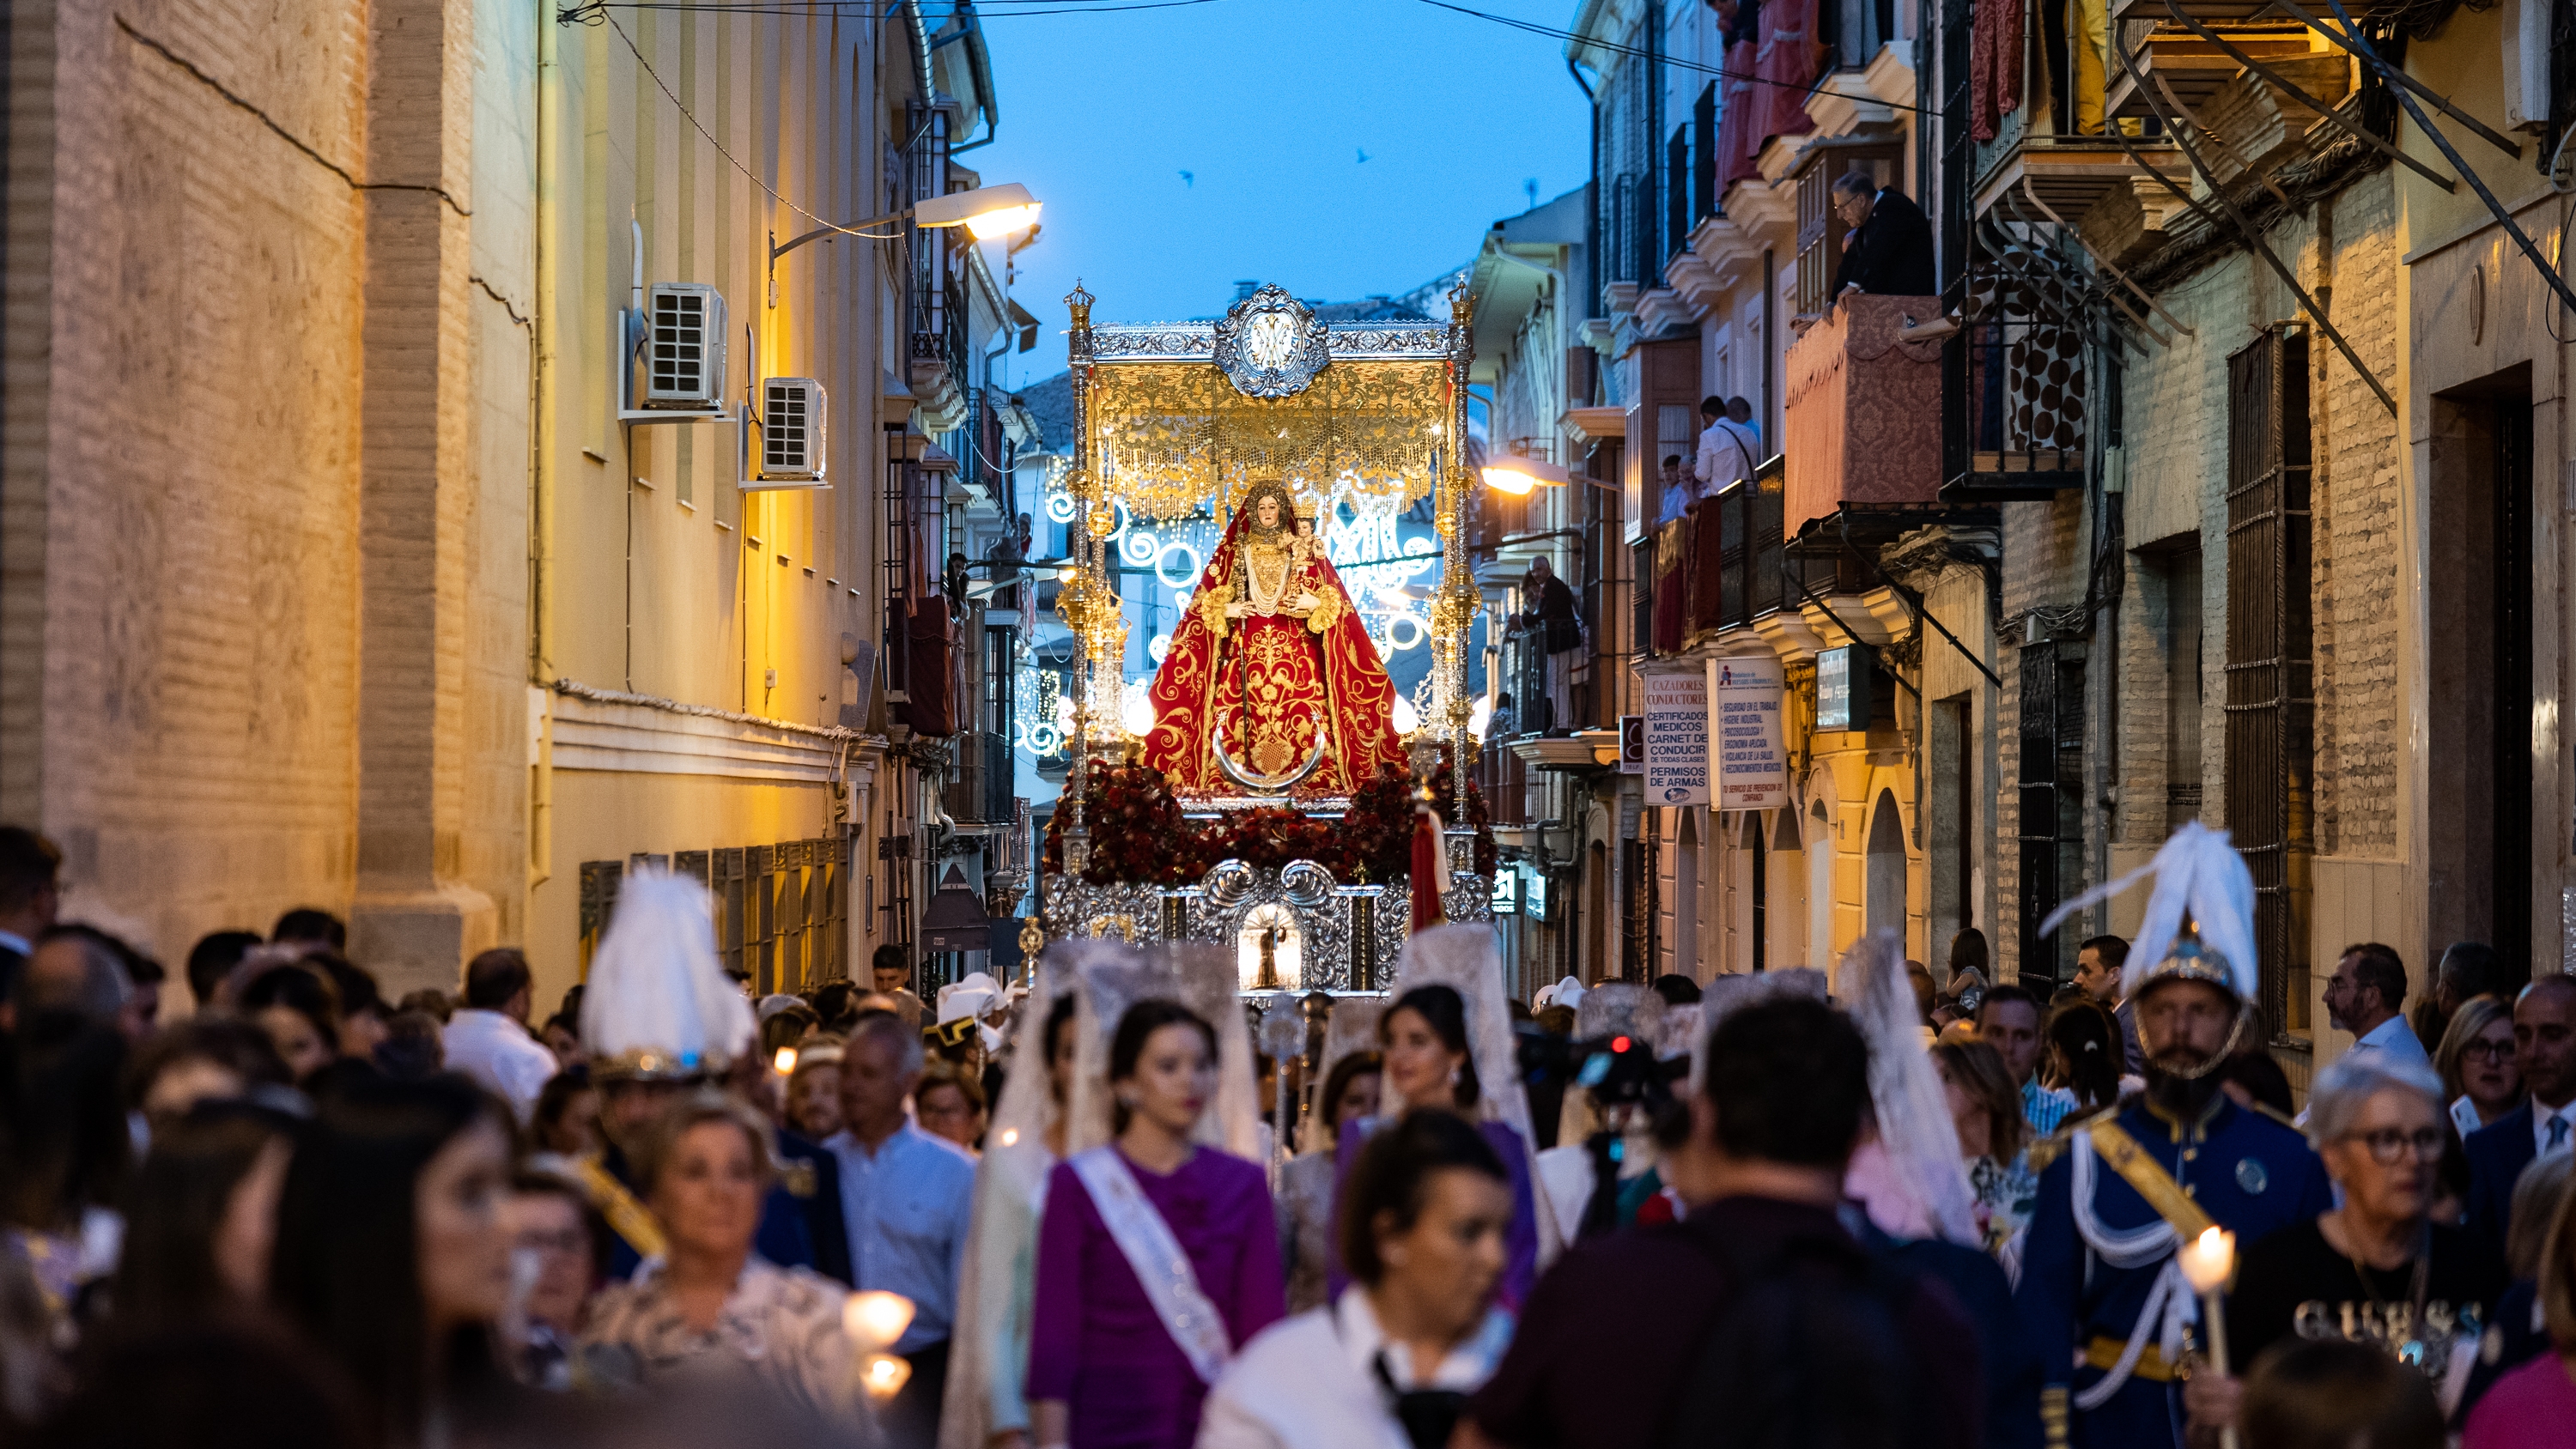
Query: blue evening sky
[{"left": 972, "top": 0, "right": 1594, "bottom": 391}]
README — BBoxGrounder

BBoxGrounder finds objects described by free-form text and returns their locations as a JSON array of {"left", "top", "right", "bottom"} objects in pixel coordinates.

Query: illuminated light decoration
[
  {"left": 1121, "top": 693, "right": 1157, "bottom": 738},
  {"left": 1044, "top": 490, "right": 1079, "bottom": 524},
  {"left": 1121, "top": 528, "right": 1159, "bottom": 567},
  {"left": 1392, "top": 695, "right": 1420, "bottom": 737},
  {"left": 1155, "top": 540, "right": 1203, "bottom": 591},
  {"left": 1469, "top": 694, "right": 1492, "bottom": 739},
  {"left": 1148, "top": 634, "right": 1171, "bottom": 664}
]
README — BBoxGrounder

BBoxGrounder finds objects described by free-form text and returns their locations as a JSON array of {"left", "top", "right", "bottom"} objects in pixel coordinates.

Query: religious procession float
[{"left": 1037, "top": 282, "right": 1497, "bottom": 991}]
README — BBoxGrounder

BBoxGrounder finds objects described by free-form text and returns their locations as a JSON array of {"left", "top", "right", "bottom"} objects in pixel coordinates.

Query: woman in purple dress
[
  {"left": 1028, "top": 999, "right": 1285, "bottom": 1449},
  {"left": 1333, "top": 984, "right": 1541, "bottom": 1309}
]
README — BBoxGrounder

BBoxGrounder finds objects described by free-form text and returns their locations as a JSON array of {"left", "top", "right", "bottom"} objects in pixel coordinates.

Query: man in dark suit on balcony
[{"left": 1832, "top": 172, "right": 1937, "bottom": 299}]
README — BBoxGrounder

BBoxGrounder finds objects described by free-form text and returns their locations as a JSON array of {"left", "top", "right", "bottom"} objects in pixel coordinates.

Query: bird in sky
[
  {"left": 1355, "top": 148, "right": 1370, "bottom": 163},
  {"left": 1178, "top": 169, "right": 1194, "bottom": 187}
]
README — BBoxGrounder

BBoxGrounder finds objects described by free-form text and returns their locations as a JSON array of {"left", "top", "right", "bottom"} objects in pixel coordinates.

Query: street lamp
[
  {"left": 1479, "top": 455, "right": 1571, "bottom": 495},
  {"left": 767, "top": 182, "right": 1042, "bottom": 303}
]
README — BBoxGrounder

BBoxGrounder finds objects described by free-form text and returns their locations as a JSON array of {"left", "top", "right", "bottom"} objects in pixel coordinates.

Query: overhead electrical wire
[
  {"left": 564, "top": 5, "right": 906, "bottom": 239},
  {"left": 1411, "top": 0, "right": 1947, "bottom": 118},
  {"left": 562, "top": 0, "right": 1229, "bottom": 16}
]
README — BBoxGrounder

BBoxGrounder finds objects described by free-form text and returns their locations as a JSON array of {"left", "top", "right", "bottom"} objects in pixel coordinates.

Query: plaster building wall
[{"left": 525, "top": 6, "right": 908, "bottom": 1008}]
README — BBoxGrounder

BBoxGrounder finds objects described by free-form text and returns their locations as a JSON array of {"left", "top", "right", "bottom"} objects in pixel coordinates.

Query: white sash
[{"left": 1068, "top": 1147, "right": 1234, "bottom": 1385}]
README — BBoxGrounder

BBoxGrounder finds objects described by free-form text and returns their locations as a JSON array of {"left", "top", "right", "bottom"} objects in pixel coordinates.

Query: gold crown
[{"left": 1292, "top": 493, "right": 1320, "bottom": 520}]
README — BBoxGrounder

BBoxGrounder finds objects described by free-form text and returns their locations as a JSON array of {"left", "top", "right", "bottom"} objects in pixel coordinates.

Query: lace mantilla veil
[
  {"left": 1064, "top": 942, "right": 1265, "bottom": 1161},
  {"left": 1298, "top": 997, "right": 1385, "bottom": 1154},
  {"left": 936, "top": 937, "right": 1119, "bottom": 1449},
  {"left": 1376, "top": 923, "right": 1564, "bottom": 1269},
  {"left": 1834, "top": 929, "right": 1983, "bottom": 1248}
]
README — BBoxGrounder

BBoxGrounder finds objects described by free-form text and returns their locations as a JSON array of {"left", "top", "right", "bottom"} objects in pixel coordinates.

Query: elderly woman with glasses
[{"left": 2184, "top": 1056, "right": 2510, "bottom": 1442}]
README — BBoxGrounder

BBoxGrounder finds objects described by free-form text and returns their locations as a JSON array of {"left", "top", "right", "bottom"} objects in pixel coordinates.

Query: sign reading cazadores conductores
[
  {"left": 1711, "top": 655, "right": 1789, "bottom": 810},
  {"left": 1642, "top": 671, "right": 1710, "bottom": 805}
]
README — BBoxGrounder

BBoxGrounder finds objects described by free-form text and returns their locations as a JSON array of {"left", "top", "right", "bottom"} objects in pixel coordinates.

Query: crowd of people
[{"left": 4, "top": 815, "right": 2576, "bottom": 1449}]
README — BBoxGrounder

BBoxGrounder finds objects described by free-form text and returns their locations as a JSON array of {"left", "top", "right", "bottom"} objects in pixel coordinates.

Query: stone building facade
[{"left": 2, "top": 0, "right": 1021, "bottom": 1007}]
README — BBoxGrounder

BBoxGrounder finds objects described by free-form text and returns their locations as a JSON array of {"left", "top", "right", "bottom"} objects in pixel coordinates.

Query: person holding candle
[
  {"left": 2013, "top": 824, "right": 2336, "bottom": 1449},
  {"left": 2179, "top": 1055, "right": 2506, "bottom": 1442},
  {"left": 578, "top": 1090, "right": 878, "bottom": 1435}
]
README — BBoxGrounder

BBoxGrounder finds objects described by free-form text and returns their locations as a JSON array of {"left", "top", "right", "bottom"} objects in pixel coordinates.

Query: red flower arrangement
[{"left": 1042, "top": 752, "right": 1498, "bottom": 888}]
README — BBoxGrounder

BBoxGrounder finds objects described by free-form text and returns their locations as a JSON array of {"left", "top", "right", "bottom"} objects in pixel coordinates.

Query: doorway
[
  {"left": 2427, "top": 367, "right": 2536, "bottom": 985},
  {"left": 1866, "top": 790, "right": 1907, "bottom": 941}
]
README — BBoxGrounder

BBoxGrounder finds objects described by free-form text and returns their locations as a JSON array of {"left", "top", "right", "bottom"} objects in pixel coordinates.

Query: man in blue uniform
[{"left": 2015, "top": 835, "right": 2334, "bottom": 1449}]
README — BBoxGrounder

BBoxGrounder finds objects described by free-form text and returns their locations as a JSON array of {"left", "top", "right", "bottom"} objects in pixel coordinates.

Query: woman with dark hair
[
  {"left": 0, "top": 1013, "right": 130, "bottom": 1410},
  {"left": 267, "top": 1075, "right": 517, "bottom": 1444},
  {"left": 528, "top": 1069, "right": 598, "bottom": 1160},
  {"left": 109, "top": 1100, "right": 300, "bottom": 1331},
  {"left": 1027, "top": 998, "right": 1284, "bottom": 1449},
  {"left": 125, "top": 1017, "right": 291, "bottom": 1126},
  {"left": 579, "top": 1091, "right": 866, "bottom": 1428},
  {"left": 1331, "top": 985, "right": 1540, "bottom": 1308},
  {"left": 1203, "top": 1110, "right": 1516, "bottom": 1449},
  {"left": 237, "top": 965, "right": 343, "bottom": 1084},
  {"left": 2043, "top": 997, "right": 2123, "bottom": 1112},
  {"left": 1278, "top": 1051, "right": 1382, "bottom": 1313}
]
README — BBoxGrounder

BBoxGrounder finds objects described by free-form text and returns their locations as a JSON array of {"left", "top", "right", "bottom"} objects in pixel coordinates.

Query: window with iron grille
[
  {"left": 1667, "top": 125, "right": 1692, "bottom": 264},
  {"left": 1624, "top": 834, "right": 1658, "bottom": 983},
  {"left": 2224, "top": 330, "right": 2313, "bottom": 1040},
  {"left": 1692, "top": 82, "right": 1718, "bottom": 222},
  {"left": 2017, "top": 641, "right": 2087, "bottom": 989}
]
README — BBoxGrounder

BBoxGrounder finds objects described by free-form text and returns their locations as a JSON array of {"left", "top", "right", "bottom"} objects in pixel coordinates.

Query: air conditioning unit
[
  {"left": 641, "top": 283, "right": 726, "bottom": 409},
  {"left": 753, "top": 377, "right": 828, "bottom": 486}
]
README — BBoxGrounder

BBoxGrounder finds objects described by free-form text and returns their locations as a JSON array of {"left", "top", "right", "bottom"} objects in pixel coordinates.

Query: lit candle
[
  {"left": 999, "top": 1128, "right": 1021, "bottom": 1147},
  {"left": 860, "top": 1353, "right": 913, "bottom": 1401},
  {"left": 2178, "top": 1227, "right": 2235, "bottom": 1294},
  {"left": 844, "top": 1290, "right": 916, "bottom": 1354},
  {"left": 773, "top": 1046, "right": 798, "bottom": 1076}
]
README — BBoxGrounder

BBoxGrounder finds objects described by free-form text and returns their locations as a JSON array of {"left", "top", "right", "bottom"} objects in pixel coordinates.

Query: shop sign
[
  {"left": 1618, "top": 714, "right": 1644, "bottom": 774},
  {"left": 1815, "top": 646, "right": 1875, "bottom": 731},
  {"left": 1525, "top": 868, "right": 1551, "bottom": 921},
  {"left": 1711, "top": 655, "right": 1789, "bottom": 810},
  {"left": 1641, "top": 671, "right": 1710, "bottom": 805},
  {"left": 1492, "top": 870, "right": 1520, "bottom": 914}
]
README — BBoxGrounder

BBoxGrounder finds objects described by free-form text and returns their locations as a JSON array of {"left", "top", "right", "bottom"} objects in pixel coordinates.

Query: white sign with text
[
  {"left": 1710, "top": 655, "right": 1789, "bottom": 810},
  {"left": 1642, "top": 670, "right": 1710, "bottom": 805}
]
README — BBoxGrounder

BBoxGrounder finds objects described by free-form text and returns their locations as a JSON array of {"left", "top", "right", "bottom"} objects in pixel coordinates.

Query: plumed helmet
[{"left": 580, "top": 869, "right": 754, "bottom": 1081}]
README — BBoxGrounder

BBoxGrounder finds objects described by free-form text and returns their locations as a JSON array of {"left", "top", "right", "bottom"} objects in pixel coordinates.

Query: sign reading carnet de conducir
[
  {"left": 1711, "top": 655, "right": 1789, "bottom": 810},
  {"left": 1642, "top": 671, "right": 1710, "bottom": 805}
]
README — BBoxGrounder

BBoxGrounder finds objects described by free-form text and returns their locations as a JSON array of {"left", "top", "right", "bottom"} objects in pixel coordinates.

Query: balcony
[
  {"left": 1783, "top": 294, "right": 1946, "bottom": 541},
  {"left": 942, "top": 729, "right": 1013, "bottom": 824},
  {"left": 1631, "top": 456, "right": 1844, "bottom": 663}
]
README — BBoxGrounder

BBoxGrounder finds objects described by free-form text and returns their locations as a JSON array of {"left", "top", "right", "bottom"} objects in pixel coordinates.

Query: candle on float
[
  {"left": 2178, "top": 1226, "right": 2236, "bottom": 1294},
  {"left": 774, "top": 1046, "right": 799, "bottom": 1076}
]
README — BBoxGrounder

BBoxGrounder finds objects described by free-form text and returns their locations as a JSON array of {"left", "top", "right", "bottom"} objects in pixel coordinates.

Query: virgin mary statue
[{"left": 1139, "top": 478, "right": 1409, "bottom": 799}]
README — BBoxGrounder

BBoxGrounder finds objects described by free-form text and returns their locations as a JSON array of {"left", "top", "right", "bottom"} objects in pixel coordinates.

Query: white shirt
[
  {"left": 1694, "top": 418, "right": 1760, "bottom": 491},
  {"left": 1197, "top": 1288, "right": 1513, "bottom": 1449},
  {"left": 440, "top": 1009, "right": 560, "bottom": 1121},
  {"left": 2344, "top": 1013, "right": 2435, "bottom": 1076},
  {"left": 2534, "top": 1097, "right": 2575, "bottom": 1161}
]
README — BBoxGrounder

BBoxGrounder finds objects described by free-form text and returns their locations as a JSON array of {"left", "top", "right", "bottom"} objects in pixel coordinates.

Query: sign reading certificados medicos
[
  {"left": 1711, "top": 656, "right": 1788, "bottom": 809},
  {"left": 1642, "top": 671, "right": 1710, "bottom": 805}
]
